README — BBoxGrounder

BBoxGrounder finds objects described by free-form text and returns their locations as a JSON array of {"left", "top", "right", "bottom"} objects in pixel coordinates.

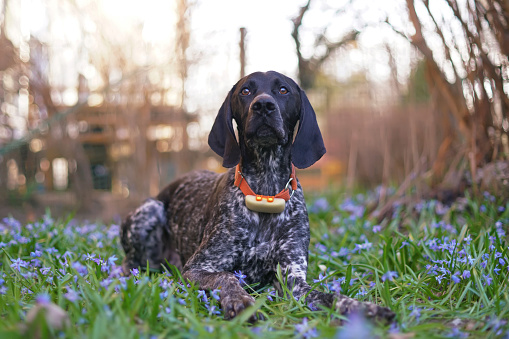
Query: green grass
[{"left": 0, "top": 191, "right": 508, "bottom": 338}]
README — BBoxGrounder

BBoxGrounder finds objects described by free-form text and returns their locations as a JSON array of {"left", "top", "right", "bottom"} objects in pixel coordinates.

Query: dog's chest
[{"left": 234, "top": 210, "right": 291, "bottom": 284}]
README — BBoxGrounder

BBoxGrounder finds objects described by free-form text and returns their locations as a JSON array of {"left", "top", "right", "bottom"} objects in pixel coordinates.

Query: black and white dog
[{"left": 121, "top": 71, "right": 395, "bottom": 322}]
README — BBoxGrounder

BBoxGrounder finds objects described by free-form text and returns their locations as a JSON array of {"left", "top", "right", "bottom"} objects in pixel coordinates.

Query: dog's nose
[{"left": 251, "top": 96, "right": 276, "bottom": 115}]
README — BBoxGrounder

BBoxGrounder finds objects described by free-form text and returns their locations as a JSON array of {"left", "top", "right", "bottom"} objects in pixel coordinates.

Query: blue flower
[
  {"left": 294, "top": 318, "right": 319, "bottom": 338},
  {"left": 159, "top": 290, "right": 169, "bottom": 299},
  {"left": 64, "top": 289, "right": 80, "bottom": 302},
  {"left": 100, "top": 278, "right": 113, "bottom": 289},
  {"left": 446, "top": 327, "right": 468, "bottom": 338},
  {"left": 483, "top": 274, "right": 493, "bottom": 286},
  {"left": 436, "top": 274, "right": 445, "bottom": 284},
  {"left": 107, "top": 255, "right": 118, "bottom": 266},
  {"left": 409, "top": 307, "right": 421, "bottom": 319},
  {"left": 313, "top": 272, "right": 326, "bottom": 284},
  {"left": 210, "top": 289, "right": 221, "bottom": 301},
  {"left": 336, "top": 312, "right": 372, "bottom": 339},
  {"left": 30, "top": 250, "right": 42, "bottom": 258},
  {"left": 197, "top": 290, "right": 208, "bottom": 303},
  {"left": 84, "top": 253, "right": 96, "bottom": 261},
  {"left": 206, "top": 304, "right": 221, "bottom": 315},
  {"left": 372, "top": 225, "right": 381, "bottom": 233},
  {"left": 463, "top": 235, "right": 472, "bottom": 245},
  {"left": 234, "top": 271, "right": 247, "bottom": 285},
  {"left": 399, "top": 240, "right": 410, "bottom": 249},
  {"left": 159, "top": 279, "right": 171, "bottom": 290},
  {"left": 451, "top": 275, "right": 461, "bottom": 284},
  {"left": 35, "top": 293, "right": 51, "bottom": 304},
  {"left": 10, "top": 258, "right": 28, "bottom": 272},
  {"left": 310, "top": 198, "right": 329, "bottom": 213},
  {"left": 462, "top": 270, "right": 471, "bottom": 279},
  {"left": 352, "top": 240, "right": 372, "bottom": 254},
  {"left": 71, "top": 262, "right": 88, "bottom": 276},
  {"left": 382, "top": 271, "right": 398, "bottom": 282}
]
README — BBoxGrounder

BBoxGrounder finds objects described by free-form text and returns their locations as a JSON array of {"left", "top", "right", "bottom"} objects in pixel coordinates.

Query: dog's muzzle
[{"left": 247, "top": 94, "right": 286, "bottom": 142}]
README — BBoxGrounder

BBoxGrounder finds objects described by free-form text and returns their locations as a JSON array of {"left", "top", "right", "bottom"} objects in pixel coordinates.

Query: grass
[{"left": 0, "top": 190, "right": 508, "bottom": 338}]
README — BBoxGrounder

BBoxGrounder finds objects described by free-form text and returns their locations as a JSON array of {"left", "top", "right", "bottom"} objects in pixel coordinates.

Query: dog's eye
[
  {"left": 279, "top": 87, "right": 288, "bottom": 95},
  {"left": 241, "top": 88, "right": 251, "bottom": 96}
]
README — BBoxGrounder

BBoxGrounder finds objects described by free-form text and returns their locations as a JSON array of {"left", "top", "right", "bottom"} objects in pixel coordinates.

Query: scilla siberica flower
[{"left": 382, "top": 271, "right": 398, "bottom": 282}]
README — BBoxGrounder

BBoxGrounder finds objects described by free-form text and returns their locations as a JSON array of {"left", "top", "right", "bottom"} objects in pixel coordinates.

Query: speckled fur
[{"left": 121, "top": 71, "right": 395, "bottom": 323}]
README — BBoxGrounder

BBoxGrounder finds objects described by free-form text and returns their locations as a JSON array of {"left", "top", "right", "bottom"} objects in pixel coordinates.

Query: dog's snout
[{"left": 251, "top": 95, "right": 276, "bottom": 115}]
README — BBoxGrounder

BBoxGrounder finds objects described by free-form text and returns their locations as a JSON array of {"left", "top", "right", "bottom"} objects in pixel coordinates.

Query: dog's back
[{"left": 121, "top": 169, "right": 226, "bottom": 272}]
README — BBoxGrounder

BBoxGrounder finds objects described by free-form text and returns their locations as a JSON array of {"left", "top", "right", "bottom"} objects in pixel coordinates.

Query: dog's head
[{"left": 208, "top": 71, "right": 325, "bottom": 169}]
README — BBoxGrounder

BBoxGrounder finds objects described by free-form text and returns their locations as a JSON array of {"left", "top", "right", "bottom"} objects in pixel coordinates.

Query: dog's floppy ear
[
  {"left": 208, "top": 87, "right": 241, "bottom": 168},
  {"left": 291, "top": 88, "right": 326, "bottom": 169}
]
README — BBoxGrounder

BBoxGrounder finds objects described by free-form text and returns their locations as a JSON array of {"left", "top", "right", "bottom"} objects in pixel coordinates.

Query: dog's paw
[
  {"left": 221, "top": 292, "right": 261, "bottom": 323},
  {"left": 334, "top": 294, "right": 395, "bottom": 323}
]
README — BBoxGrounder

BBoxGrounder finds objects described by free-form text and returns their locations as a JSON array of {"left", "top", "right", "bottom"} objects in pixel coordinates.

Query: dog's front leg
[
  {"left": 183, "top": 270, "right": 256, "bottom": 320},
  {"left": 274, "top": 243, "right": 395, "bottom": 322}
]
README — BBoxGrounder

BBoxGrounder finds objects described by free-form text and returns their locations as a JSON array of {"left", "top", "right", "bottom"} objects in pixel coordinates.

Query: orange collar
[{"left": 234, "top": 164, "right": 298, "bottom": 202}]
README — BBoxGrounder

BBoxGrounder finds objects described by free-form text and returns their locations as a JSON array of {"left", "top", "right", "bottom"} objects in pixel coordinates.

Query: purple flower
[
  {"left": 311, "top": 198, "right": 329, "bottom": 213},
  {"left": 313, "top": 272, "right": 326, "bottom": 284},
  {"left": 30, "top": 250, "right": 42, "bottom": 258},
  {"left": 499, "top": 258, "right": 505, "bottom": 266},
  {"left": 40, "top": 267, "right": 52, "bottom": 275},
  {"left": 107, "top": 255, "right": 118, "bottom": 266},
  {"left": 197, "top": 290, "right": 208, "bottom": 303},
  {"left": 409, "top": 306, "right": 421, "bottom": 319},
  {"left": 352, "top": 240, "right": 372, "bottom": 254},
  {"left": 464, "top": 235, "right": 472, "bottom": 245},
  {"left": 84, "top": 253, "right": 96, "bottom": 261},
  {"left": 451, "top": 275, "right": 461, "bottom": 284},
  {"left": 210, "top": 289, "right": 221, "bottom": 301},
  {"left": 399, "top": 241, "right": 410, "bottom": 249},
  {"left": 30, "top": 259, "right": 42, "bottom": 267},
  {"left": 461, "top": 270, "right": 471, "bottom": 279},
  {"left": 71, "top": 262, "right": 88, "bottom": 276},
  {"left": 64, "top": 289, "right": 80, "bottom": 302},
  {"left": 10, "top": 258, "right": 28, "bottom": 272},
  {"left": 483, "top": 274, "right": 493, "bottom": 286},
  {"left": 336, "top": 312, "right": 372, "bottom": 339},
  {"left": 234, "top": 271, "right": 247, "bottom": 285},
  {"left": 381, "top": 271, "right": 398, "bottom": 282},
  {"left": 130, "top": 268, "right": 139, "bottom": 276},
  {"left": 206, "top": 304, "right": 221, "bottom": 315},
  {"left": 294, "top": 318, "right": 319, "bottom": 338},
  {"left": 100, "top": 278, "right": 113, "bottom": 289},
  {"left": 446, "top": 327, "right": 468, "bottom": 338},
  {"left": 160, "top": 290, "right": 169, "bottom": 299},
  {"left": 159, "top": 279, "right": 172, "bottom": 290},
  {"left": 35, "top": 293, "right": 51, "bottom": 304},
  {"left": 372, "top": 225, "right": 381, "bottom": 233},
  {"left": 436, "top": 274, "right": 445, "bottom": 284},
  {"left": 45, "top": 247, "right": 59, "bottom": 255}
]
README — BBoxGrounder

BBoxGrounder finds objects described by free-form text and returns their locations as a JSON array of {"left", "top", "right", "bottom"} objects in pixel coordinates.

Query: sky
[{"left": 3, "top": 0, "right": 414, "bottom": 136}]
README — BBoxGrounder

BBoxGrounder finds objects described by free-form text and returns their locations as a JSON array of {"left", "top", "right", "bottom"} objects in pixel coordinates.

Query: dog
[{"left": 120, "top": 71, "right": 395, "bottom": 322}]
